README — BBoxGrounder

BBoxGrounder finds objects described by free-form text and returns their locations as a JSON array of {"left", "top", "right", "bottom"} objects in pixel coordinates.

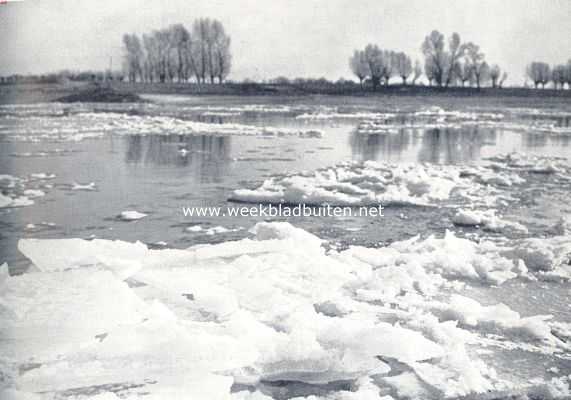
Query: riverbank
[
  {"left": 115, "top": 81, "right": 571, "bottom": 98},
  {"left": 1, "top": 81, "right": 571, "bottom": 104}
]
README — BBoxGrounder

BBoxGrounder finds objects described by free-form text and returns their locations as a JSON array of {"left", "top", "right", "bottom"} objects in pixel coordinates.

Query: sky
[{"left": 0, "top": 0, "right": 569, "bottom": 85}]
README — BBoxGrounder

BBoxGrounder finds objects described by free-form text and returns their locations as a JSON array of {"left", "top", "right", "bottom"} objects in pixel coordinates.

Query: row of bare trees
[
  {"left": 422, "top": 31, "right": 507, "bottom": 88},
  {"left": 123, "top": 19, "right": 231, "bottom": 84},
  {"left": 526, "top": 61, "right": 571, "bottom": 89},
  {"left": 350, "top": 30, "right": 507, "bottom": 89},
  {"left": 349, "top": 46, "right": 423, "bottom": 89}
]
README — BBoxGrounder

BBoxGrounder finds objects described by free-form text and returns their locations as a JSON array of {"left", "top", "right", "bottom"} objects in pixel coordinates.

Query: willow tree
[
  {"left": 393, "top": 52, "right": 412, "bottom": 85},
  {"left": 349, "top": 50, "right": 369, "bottom": 88},
  {"left": 124, "top": 18, "right": 232, "bottom": 84}
]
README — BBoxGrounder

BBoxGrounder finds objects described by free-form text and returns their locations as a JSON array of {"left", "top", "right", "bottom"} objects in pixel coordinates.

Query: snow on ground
[{"left": 2, "top": 222, "right": 571, "bottom": 399}]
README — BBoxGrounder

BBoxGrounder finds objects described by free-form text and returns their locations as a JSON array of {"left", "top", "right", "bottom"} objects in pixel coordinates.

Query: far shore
[{"left": 1, "top": 81, "right": 570, "bottom": 104}]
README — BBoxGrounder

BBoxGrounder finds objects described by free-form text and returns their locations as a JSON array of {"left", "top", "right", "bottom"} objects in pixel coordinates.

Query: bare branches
[
  {"left": 349, "top": 50, "right": 369, "bottom": 88},
  {"left": 393, "top": 52, "right": 412, "bottom": 85},
  {"left": 526, "top": 62, "right": 550, "bottom": 89},
  {"left": 350, "top": 46, "right": 415, "bottom": 90},
  {"left": 122, "top": 19, "right": 231, "bottom": 84}
]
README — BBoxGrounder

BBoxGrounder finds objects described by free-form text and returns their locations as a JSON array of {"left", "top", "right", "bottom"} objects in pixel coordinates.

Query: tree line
[
  {"left": 350, "top": 30, "right": 510, "bottom": 90},
  {"left": 526, "top": 61, "right": 571, "bottom": 89},
  {"left": 122, "top": 18, "right": 231, "bottom": 84}
]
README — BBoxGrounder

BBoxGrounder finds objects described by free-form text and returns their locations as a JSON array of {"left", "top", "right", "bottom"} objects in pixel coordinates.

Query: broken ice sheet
[{"left": 3, "top": 222, "right": 571, "bottom": 398}]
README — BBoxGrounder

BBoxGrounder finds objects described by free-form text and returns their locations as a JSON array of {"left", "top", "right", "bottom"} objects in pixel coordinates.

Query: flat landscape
[{"left": 1, "top": 92, "right": 571, "bottom": 399}]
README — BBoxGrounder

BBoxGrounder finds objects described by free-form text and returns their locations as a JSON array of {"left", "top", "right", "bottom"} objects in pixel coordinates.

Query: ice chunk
[
  {"left": 29, "top": 173, "right": 56, "bottom": 180},
  {"left": 23, "top": 189, "right": 45, "bottom": 198},
  {"left": 204, "top": 226, "right": 242, "bottom": 235},
  {"left": 452, "top": 209, "right": 528, "bottom": 233},
  {"left": 550, "top": 216, "right": 571, "bottom": 236},
  {"left": 502, "top": 236, "right": 571, "bottom": 272},
  {"left": 0, "top": 269, "right": 147, "bottom": 361},
  {"left": 118, "top": 210, "right": 148, "bottom": 221},
  {"left": 72, "top": 182, "right": 96, "bottom": 191},
  {"left": 231, "top": 162, "right": 464, "bottom": 207},
  {"left": 18, "top": 238, "right": 148, "bottom": 279},
  {"left": 0, "top": 389, "right": 41, "bottom": 400},
  {"left": 10, "top": 196, "right": 34, "bottom": 207},
  {"left": 5, "top": 221, "right": 557, "bottom": 397},
  {"left": 0, "top": 262, "right": 10, "bottom": 284},
  {"left": 0, "top": 193, "right": 12, "bottom": 208},
  {"left": 440, "top": 295, "right": 560, "bottom": 344},
  {"left": 385, "top": 230, "right": 519, "bottom": 284}
]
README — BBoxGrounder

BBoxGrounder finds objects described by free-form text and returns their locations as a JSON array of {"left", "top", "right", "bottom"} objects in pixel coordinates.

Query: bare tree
[
  {"left": 193, "top": 18, "right": 210, "bottom": 83},
  {"left": 475, "top": 62, "right": 490, "bottom": 88},
  {"left": 455, "top": 60, "right": 473, "bottom": 87},
  {"left": 142, "top": 33, "right": 158, "bottom": 83},
  {"left": 424, "top": 57, "right": 438, "bottom": 86},
  {"left": 128, "top": 19, "right": 231, "bottom": 85},
  {"left": 526, "top": 62, "right": 551, "bottom": 89},
  {"left": 490, "top": 64, "right": 501, "bottom": 88},
  {"left": 499, "top": 72, "right": 508, "bottom": 88},
  {"left": 445, "top": 32, "right": 463, "bottom": 87},
  {"left": 464, "top": 43, "right": 487, "bottom": 88},
  {"left": 122, "top": 34, "right": 143, "bottom": 82},
  {"left": 412, "top": 60, "right": 422, "bottom": 85},
  {"left": 381, "top": 50, "right": 395, "bottom": 85},
  {"left": 213, "top": 25, "right": 232, "bottom": 83},
  {"left": 349, "top": 50, "right": 369, "bottom": 88},
  {"left": 552, "top": 64, "right": 567, "bottom": 89},
  {"left": 364, "top": 44, "right": 384, "bottom": 90},
  {"left": 393, "top": 52, "right": 412, "bottom": 85},
  {"left": 421, "top": 30, "right": 446, "bottom": 86},
  {"left": 168, "top": 24, "right": 191, "bottom": 82}
]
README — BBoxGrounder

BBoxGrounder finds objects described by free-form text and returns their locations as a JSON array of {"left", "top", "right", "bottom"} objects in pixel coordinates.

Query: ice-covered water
[{"left": 1, "top": 95, "right": 570, "bottom": 399}]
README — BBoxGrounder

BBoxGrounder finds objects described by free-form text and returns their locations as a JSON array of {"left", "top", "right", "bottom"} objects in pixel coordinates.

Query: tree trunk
[{"left": 371, "top": 76, "right": 380, "bottom": 91}]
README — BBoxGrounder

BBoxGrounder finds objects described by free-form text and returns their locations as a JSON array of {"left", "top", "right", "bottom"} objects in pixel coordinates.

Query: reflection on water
[
  {"left": 522, "top": 114, "right": 571, "bottom": 127},
  {"left": 350, "top": 126, "right": 496, "bottom": 164},
  {"left": 521, "top": 131, "right": 571, "bottom": 148},
  {"left": 350, "top": 128, "right": 416, "bottom": 162},
  {"left": 417, "top": 127, "right": 490, "bottom": 164},
  {"left": 124, "top": 135, "right": 231, "bottom": 166},
  {"left": 124, "top": 135, "right": 232, "bottom": 184},
  {"left": 2, "top": 98, "right": 571, "bottom": 273}
]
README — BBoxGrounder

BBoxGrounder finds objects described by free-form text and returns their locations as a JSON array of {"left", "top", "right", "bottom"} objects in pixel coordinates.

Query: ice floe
[
  {"left": 452, "top": 209, "right": 528, "bottom": 233},
  {"left": 1, "top": 111, "right": 324, "bottom": 142},
  {"left": 71, "top": 182, "right": 97, "bottom": 191},
  {"left": 502, "top": 235, "right": 571, "bottom": 275},
  {"left": 4, "top": 222, "right": 570, "bottom": 398},
  {"left": 0, "top": 173, "right": 55, "bottom": 209},
  {"left": 118, "top": 210, "right": 148, "bottom": 221},
  {"left": 186, "top": 225, "right": 243, "bottom": 235},
  {"left": 231, "top": 161, "right": 464, "bottom": 207}
]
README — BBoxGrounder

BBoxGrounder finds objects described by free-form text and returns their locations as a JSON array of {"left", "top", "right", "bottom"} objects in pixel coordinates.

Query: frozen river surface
[{"left": 1, "top": 95, "right": 571, "bottom": 399}]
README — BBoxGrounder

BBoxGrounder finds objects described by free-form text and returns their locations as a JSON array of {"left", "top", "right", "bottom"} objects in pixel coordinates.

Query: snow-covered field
[{"left": 1, "top": 96, "right": 570, "bottom": 399}]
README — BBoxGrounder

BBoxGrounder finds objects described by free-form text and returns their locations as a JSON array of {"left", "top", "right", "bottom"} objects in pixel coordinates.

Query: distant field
[{"left": 1, "top": 81, "right": 571, "bottom": 104}]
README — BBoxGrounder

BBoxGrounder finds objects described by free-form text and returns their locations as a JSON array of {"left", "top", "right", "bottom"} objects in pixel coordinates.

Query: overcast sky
[{"left": 0, "top": 0, "right": 569, "bottom": 84}]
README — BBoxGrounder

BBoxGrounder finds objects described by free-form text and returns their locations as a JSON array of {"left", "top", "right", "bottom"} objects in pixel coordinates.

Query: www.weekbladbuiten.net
[{"left": 183, "top": 204, "right": 385, "bottom": 218}]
